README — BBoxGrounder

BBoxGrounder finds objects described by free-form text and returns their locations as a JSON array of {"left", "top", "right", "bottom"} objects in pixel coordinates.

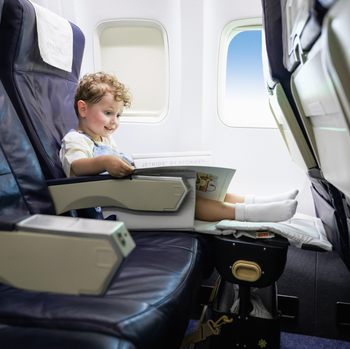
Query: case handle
[{"left": 231, "top": 260, "right": 262, "bottom": 282}]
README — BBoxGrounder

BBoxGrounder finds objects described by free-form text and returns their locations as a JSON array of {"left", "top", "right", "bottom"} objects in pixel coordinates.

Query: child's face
[{"left": 78, "top": 92, "right": 123, "bottom": 142}]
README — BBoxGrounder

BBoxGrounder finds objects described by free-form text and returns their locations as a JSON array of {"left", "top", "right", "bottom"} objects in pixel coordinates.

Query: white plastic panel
[
  {"left": 292, "top": 37, "right": 350, "bottom": 197},
  {"left": 0, "top": 215, "right": 135, "bottom": 295},
  {"left": 269, "top": 83, "right": 317, "bottom": 171}
]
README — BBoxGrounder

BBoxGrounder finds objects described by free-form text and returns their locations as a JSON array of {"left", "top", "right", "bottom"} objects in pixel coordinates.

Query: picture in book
[{"left": 193, "top": 166, "right": 235, "bottom": 202}]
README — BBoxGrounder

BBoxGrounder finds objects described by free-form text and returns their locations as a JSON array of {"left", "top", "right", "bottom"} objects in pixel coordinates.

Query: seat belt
[{"left": 180, "top": 277, "right": 233, "bottom": 348}]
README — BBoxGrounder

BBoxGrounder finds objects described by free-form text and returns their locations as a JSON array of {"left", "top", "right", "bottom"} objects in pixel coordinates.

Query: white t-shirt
[{"left": 59, "top": 131, "right": 120, "bottom": 177}]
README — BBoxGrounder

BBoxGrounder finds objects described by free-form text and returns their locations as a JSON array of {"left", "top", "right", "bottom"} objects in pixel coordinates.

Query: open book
[{"left": 131, "top": 152, "right": 235, "bottom": 202}]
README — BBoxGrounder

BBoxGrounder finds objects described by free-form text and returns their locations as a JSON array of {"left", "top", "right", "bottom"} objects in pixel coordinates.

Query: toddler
[{"left": 60, "top": 72, "right": 298, "bottom": 222}]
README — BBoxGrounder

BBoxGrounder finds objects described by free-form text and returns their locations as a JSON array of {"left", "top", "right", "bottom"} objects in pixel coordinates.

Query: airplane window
[
  {"left": 94, "top": 21, "right": 169, "bottom": 123},
  {"left": 218, "top": 20, "right": 277, "bottom": 128}
]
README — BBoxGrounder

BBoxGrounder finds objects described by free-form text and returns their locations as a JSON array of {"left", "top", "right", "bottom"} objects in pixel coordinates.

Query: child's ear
[{"left": 77, "top": 100, "right": 87, "bottom": 117}]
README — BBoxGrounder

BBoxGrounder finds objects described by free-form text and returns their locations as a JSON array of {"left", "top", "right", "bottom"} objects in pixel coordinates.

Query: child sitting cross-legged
[{"left": 60, "top": 72, "right": 298, "bottom": 223}]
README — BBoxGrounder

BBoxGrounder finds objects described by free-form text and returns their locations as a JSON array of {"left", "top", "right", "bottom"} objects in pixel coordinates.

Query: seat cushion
[
  {"left": 0, "top": 232, "right": 213, "bottom": 349},
  {"left": 0, "top": 324, "right": 136, "bottom": 349}
]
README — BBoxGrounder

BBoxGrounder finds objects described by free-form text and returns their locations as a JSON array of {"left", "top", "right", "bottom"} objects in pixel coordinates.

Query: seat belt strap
[
  {"left": 180, "top": 316, "right": 233, "bottom": 348},
  {"left": 180, "top": 276, "right": 233, "bottom": 348}
]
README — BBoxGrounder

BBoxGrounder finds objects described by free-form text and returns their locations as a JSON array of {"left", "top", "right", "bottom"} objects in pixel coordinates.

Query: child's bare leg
[
  {"left": 195, "top": 196, "right": 235, "bottom": 221},
  {"left": 224, "top": 193, "right": 245, "bottom": 204}
]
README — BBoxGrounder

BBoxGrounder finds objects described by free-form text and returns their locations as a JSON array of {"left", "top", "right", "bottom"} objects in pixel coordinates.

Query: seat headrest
[{"left": 0, "top": 0, "right": 84, "bottom": 83}]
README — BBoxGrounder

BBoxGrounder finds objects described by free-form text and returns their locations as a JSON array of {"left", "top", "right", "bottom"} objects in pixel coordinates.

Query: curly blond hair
[{"left": 74, "top": 72, "right": 131, "bottom": 117}]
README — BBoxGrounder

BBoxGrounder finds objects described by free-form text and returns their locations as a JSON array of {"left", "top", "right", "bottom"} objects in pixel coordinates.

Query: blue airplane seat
[
  {"left": 0, "top": 2, "right": 215, "bottom": 347},
  {"left": 261, "top": 0, "right": 350, "bottom": 271},
  {"left": 0, "top": 2, "right": 54, "bottom": 217},
  {"left": 0, "top": 82, "right": 55, "bottom": 216},
  {"left": 0, "top": 56, "right": 129, "bottom": 347},
  {"left": 0, "top": 76, "right": 213, "bottom": 349}
]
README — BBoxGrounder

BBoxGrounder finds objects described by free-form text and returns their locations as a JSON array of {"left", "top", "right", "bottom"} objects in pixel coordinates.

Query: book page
[
  {"left": 134, "top": 165, "right": 236, "bottom": 202},
  {"left": 131, "top": 151, "right": 212, "bottom": 168}
]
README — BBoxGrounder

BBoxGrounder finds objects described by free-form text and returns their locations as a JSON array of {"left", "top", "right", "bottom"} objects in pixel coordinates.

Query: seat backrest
[
  {"left": 262, "top": 0, "right": 350, "bottom": 270},
  {"left": 0, "top": 0, "right": 55, "bottom": 216},
  {"left": 261, "top": 0, "right": 318, "bottom": 172},
  {"left": 280, "top": 0, "right": 338, "bottom": 73},
  {"left": 0, "top": 0, "right": 85, "bottom": 180},
  {"left": 270, "top": 0, "right": 350, "bottom": 270},
  {"left": 269, "top": 83, "right": 318, "bottom": 171},
  {"left": 287, "top": 0, "right": 350, "bottom": 198},
  {"left": 0, "top": 80, "right": 56, "bottom": 216},
  {"left": 323, "top": 0, "right": 350, "bottom": 138},
  {"left": 280, "top": 0, "right": 332, "bottom": 72}
]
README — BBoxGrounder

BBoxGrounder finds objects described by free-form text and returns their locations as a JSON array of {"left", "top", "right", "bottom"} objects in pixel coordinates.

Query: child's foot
[
  {"left": 244, "top": 189, "right": 299, "bottom": 204},
  {"left": 235, "top": 200, "right": 297, "bottom": 222}
]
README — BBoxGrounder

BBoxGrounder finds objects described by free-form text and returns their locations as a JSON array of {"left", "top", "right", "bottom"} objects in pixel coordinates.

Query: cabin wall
[{"left": 36, "top": 0, "right": 315, "bottom": 216}]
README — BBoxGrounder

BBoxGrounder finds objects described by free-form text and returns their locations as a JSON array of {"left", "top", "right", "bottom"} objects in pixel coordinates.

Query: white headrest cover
[{"left": 30, "top": 1, "right": 73, "bottom": 72}]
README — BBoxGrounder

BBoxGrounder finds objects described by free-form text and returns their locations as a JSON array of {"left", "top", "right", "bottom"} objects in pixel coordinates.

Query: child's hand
[
  {"left": 105, "top": 155, "right": 135, "bottom": 178},
  {"left": 70, "top": 155, "right": 135, "bottom": 177}
]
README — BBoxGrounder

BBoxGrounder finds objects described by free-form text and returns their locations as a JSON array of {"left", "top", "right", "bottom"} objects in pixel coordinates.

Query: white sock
[
  {"left": 235, "top": 200, "right": 297, "bottom": 222},
  {"left": 244, "top": 189, "right": 299, "bottom": 204}
]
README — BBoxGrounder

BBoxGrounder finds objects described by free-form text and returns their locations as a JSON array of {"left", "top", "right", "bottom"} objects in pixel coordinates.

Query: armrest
[
  {"left": 0, "top": 214, "right": 135, "bottom": 295},
  {"left": 47, "top": 174, "right": 191, "bottom": 215}
]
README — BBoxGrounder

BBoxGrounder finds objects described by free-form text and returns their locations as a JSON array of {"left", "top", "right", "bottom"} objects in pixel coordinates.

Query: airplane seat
[
  {"left": 0, "top": 89, "right": 55, "bottom": 217},
  {"left": 0, "top": 74, "right": 213, "bottom": 349},
  {"left": 323, "top": 0, "right": 350, "bottom": 128},
  {"left": 0, "top": 2, "right": 216, "bottom": 347},
  {"left": 261, "top": 2, "right": 350, "bottom": 340},
  {"left": 280, "top": 0, "right": 350, "bottom": 196},
  {"left": 261, "top": 0, "right": 350, "bottom": 271},
  {"left": 0, "top": 1, "right": 54, "bottom": 219},
  {"left": 0, "top": 6, "right": 214, "bottom": 347},
  {"left": 277, "top": 0, "right": 350, "bottom": 270},
  {"left": 321, "top": 0, "right": 350, "bottom": 266}
]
